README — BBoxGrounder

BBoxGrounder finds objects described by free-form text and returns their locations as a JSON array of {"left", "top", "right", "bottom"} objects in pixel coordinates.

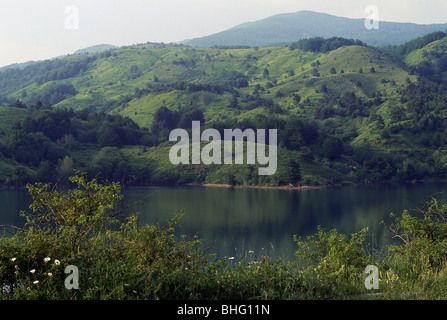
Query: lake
[{"left": 1, "top": 181, "right": 447, "bottom": 258}]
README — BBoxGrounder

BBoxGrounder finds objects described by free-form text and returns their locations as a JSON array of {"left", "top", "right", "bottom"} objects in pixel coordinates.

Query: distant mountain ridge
[
  {"left": 0, "top": 44, "right": 118, "bottom": 71},
  {"left": 185, "top": 10, "right": 447, "bottom": 47}
]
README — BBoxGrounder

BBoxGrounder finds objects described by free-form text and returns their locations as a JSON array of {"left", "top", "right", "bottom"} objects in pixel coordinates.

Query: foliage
[
  {"left": 289, "top": 37, "right": 364, "bottom": 53},
  {"left": 1, "top": 32, "right": 447, "bottom": 188},
  {"left": 386, "top": 197, "right": 447, "bottom": 276},
  {"left": 0, "top": 55, "right": 96, "bottom": 104},
  {"left": 381, "top": 31, "right": 446, "bottom": 60},
  {"left": 294, "top": 227, "right": 373, "bottom": 282},
  {"left": 0, "top": 173, "right": 206, "bottom": 299},
  {"left": 0, "top": 107, "right": 157, "bottom": 186},
  {"left": 151, "top": 105, "right": 204, "bottom": 141},
  {"left": 2, "top": 174, "right": 447, "bottom": 299},
  {"left": 22, "top": 172, "right": 124, "bottom": 254}
]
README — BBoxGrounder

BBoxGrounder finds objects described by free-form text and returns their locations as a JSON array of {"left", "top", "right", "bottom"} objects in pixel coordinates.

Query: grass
[
  {"left": 404, "top": 37, "right": 447, "bottom": 67},
  {"left": 3, "top": 44, "right": 415, "bottom": 130}
]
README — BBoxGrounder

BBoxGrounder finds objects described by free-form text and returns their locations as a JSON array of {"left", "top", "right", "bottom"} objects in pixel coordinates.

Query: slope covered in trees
[{"left": 0, "top": 34, "right": 447, "bottom": 188}]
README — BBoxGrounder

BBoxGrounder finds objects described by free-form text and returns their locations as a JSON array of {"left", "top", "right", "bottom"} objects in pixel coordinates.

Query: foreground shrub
[
  {"left": 387, "top": 197, "right": 447, "bottom": 274},
  {"left": 379, "top": 196, "right": 447, "bottom": 299},
  {"left": 0, "top": 172, "right": 207, "bottom": 299},
  {"left": 3, "top": 172, "right": 447, "bottom": 300},
  {"left": 293, "top": 226, "right": 374, "bottom": 298}
]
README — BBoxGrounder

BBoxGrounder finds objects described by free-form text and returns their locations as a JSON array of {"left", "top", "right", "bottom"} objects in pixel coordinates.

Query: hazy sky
[{"left": 1, "top": 0, "right": 446, "bottom": 67}]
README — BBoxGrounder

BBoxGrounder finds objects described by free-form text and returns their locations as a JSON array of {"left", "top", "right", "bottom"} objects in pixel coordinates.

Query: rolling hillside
[
  {"left": 0, "top": 43, "right": 414, "bottom": 123},
  {"left": 0, "top": 34, "right": 447, "bottom": 188}
]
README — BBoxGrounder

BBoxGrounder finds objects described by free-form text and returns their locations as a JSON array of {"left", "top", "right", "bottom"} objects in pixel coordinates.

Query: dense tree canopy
[{"left": 289, "top": 37, "right": 364, "bottom": 53}]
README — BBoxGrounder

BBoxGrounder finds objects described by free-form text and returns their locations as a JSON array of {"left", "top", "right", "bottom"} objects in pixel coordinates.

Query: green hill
[
  {"left": 403, "top": 36, "right": 447, "bottom": 82},
  {"left": 0, "top": 36, "right": 447, "bottom": 188},
  {"left": 0, "top": 43, "right": 413, "bottom": 119}
]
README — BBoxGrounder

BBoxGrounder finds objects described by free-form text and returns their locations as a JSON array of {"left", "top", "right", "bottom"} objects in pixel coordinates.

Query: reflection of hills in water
[
  {"left": 1, "top": 183, "right": 446, "bottom": 258},
  {"left": 0, "top": 190, "right": 29, "bottom": 230},
  {"left": 123, "top": 182, "right": 447, "bottom": 258}
]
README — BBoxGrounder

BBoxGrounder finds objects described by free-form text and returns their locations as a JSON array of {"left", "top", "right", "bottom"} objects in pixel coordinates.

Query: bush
[
  {"left": 387, "top": 197, "right": 447, "bottom": 276},
  {"left": 3, "top": 172, "right": 447, "bottom": 300},
  {"left": 294, "top": 227, "right": 373, "bottom": 280},
  {"left": 0, "top": 172, "right": 206, "bottom": 299},
  {"left": 293, "top": 227, "right": 374, "bottom": 298}
]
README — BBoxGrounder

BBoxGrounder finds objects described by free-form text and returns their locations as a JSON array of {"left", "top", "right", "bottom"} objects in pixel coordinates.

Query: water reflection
[
  {"left": 124, "top": 182, "right": 447, "bottom": 258},
  {"left": 0, "top": 182, "right": 446, "bottom": 258},
  {"left": 0, "top": 190, "right": 29, "bottom": 231}
]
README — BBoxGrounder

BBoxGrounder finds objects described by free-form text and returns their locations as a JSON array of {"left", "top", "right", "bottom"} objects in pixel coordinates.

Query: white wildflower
[{"left": 44, "top": 257, "right": 50, "bottom": 263}]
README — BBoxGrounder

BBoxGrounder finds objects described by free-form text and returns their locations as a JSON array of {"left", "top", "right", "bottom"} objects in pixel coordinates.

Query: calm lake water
[{"left": 1, "top": 182, "right": 447, "bottom": 258}]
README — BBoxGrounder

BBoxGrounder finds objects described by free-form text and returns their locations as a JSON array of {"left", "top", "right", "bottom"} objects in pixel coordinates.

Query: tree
[
  {"left": 177, "top": 107, "right": 204, "bottom": 128},
  {"left": 23, "top": 172, "right": 124, "bottom": 254},
  {"left": 9, "top": 131, "right": 64, "bottom": 166},
  {"left": 129, "top": 65, "right": 141, "bottom": 79},
  {"left": 390, "top": 106, "right": 405, "bottom": 123},
  {"left": 57, "top": 156, "right": 74, "bottom": 181},
  {"left": 401, "top": 159, "right": 422, "bottom": 180},
  {"left": 263, "top": 68, "right": 270, "bottom": 78},
  {"left": 293, "top": 94, "right": 301, "bottom": 105},
  {"left": 37, "top": 161, "right": 55, "bottom": 182},
  {"left": 228, "top": 94, "right": 239, "bottom": 109},
  {"left": 91, "top": 147, "right": 129, "bottom": 180},
  {"left": 322, "top": 137, "right": 343, "bottom": 160},
  {"left": 376, "top": 115, "right": 385, "bottom": 129},
  {"left": 0, "top": 172, "right": 204, "bottom": 299},
  {"left": 283, "top": 158, "right": 301, "bottom": 185},
  {"left": 98, "top": 122, "right": 122, "bottom": 147},
  {"left": 153, "top": 106, "right": 178, "bottom": 131},
  {"left": 12, "top": 166, "right": 31, "bottom": 186}
]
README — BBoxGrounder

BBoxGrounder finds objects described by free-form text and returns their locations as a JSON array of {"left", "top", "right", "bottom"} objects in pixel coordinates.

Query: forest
[
  {"left": 2, "top": 77, "right": 447, "bottom": 188},
  {"left": 288, "top": 36, "right": 365, "bottom": 52},
  {"left": 1, "top": 33, "right": 447, "bottom": 188}
]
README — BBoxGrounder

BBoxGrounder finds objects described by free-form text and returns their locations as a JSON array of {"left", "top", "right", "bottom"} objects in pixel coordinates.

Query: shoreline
[
  {"left": 2, "top": 178, "right": 447, "bottom": 192},
  {"left": 200, "top": 182, "right": 341, "bottom": 190},
  {"left": 196, "top": 178, "right": 447, "bottom": 191}
]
